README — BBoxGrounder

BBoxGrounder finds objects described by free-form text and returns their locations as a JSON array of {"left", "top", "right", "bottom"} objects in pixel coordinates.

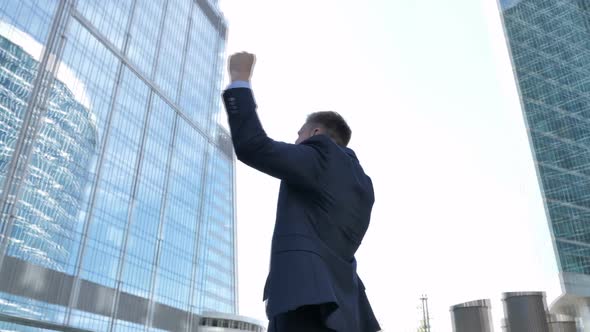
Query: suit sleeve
[{"left": 222, "top": 87, "right": 329, "bottom": 189}]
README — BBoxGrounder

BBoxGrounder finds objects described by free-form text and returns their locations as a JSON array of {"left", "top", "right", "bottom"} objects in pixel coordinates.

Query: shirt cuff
[{"left": 226, "top": 81, "right": 251, "bottom": 90}]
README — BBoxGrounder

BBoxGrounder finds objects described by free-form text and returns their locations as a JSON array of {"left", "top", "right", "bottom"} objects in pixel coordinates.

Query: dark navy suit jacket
[{"left": 223, "top": 87, "right": 380, "bottom": 332}]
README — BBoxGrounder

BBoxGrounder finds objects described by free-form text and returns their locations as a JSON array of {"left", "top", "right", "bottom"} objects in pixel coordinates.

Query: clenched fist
[{"left": 229, "top": 52, "right": 255, "bottom": 82}]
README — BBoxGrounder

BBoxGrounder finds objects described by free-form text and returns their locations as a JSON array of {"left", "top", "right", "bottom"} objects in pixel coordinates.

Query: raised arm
[{"left": 222, "top": 53, "right": 330, "bottom": 189}]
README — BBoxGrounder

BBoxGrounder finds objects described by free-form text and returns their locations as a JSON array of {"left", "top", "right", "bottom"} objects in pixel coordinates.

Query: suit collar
[{"left": 304, "top": 134, "right": 358, "bottom": 159}]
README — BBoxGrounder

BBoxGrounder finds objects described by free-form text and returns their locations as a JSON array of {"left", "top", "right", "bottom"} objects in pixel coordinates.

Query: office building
[
  {"left": 498, "top": 0, "right": 590, "bottom": 328},
  {"left": 0, "top": 1, "right": 259, "bottom": 331}
]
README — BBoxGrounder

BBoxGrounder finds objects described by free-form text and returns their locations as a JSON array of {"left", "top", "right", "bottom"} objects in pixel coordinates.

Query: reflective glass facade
[
  {"left": 499, "top": 0, "right": 590, "bottom": 294},
  {"left": 0, "top": 0, "right": 236, "bottom": 331}
]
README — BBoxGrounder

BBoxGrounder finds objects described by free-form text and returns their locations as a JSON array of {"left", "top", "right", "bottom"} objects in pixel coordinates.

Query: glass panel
[
  {"left": 5, "top": 45, "right": 99, "bottom": 271},
  {"left": 114, "top": 319, "right": 145, "bottom": 332},
  {"left": 68, "top": 309, "right": 111, "bottom": 331},
  {"left": 4, "top": 17, "right": 122, "bottom": 275},
  {"left": 0, "top": 0, "right": 57, "bottom": 44},
  {"left": 0, "top": 0, "right": 58, "bottom": 201},
  {"left": 3, "top": 18, "right": 120, "bottom": 276},
  {"left": 126, "top": 1, "right": 166, "bottom": 79},
  {"left": 154, "top": 0, "right": 191, "bottom": 100},
  {"left": 153, "top": 119, "right": 206, "bottom": 310},
  {"left": 0, "top": 292, "right": 66, "bottom": 328},
  {"left": 195, "top": 143, "right": 235, "bottom": 314},
  {"left": 178, "top": 6, "right": 223, "bottom": 132},
  {"left": 80, "top": 67, "right": 149, "bottom": 287},
  {"left": 0, "top": 7, "right": 121, "bottom": 327},
  {"left": 75, "top": 0, "right": 134, "bottom": 51},
  {"left": 120, "top": 93, "right": 174, "bottom": 298}
]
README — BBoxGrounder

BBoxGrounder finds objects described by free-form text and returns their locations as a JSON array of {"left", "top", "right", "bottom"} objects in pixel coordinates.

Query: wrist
[{"left": 230, "top": 72, "right": 251, "bottom": 83}]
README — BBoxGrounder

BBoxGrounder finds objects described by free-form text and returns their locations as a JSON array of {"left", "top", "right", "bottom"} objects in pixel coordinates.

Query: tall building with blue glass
[
  {"left": 0, "top": 0, "right": 250, "bottom": 331},
  {"left": 499, "top": 0, "right": 590, "bottom": 328}
]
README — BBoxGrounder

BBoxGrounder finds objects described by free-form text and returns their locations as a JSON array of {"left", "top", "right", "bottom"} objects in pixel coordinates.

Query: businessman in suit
[{"left": 222, "top": 52, "right": 380, "bottom": 332}]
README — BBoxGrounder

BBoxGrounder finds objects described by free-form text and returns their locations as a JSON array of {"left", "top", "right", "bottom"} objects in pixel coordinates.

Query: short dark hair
[{"left": 306, "top": 111, "right": 351, "bottom": 147}]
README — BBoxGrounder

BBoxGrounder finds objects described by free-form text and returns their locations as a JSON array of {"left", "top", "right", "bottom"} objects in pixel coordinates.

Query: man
[{"left": 222, "top": 52, "right": 380, "bottom": 332}]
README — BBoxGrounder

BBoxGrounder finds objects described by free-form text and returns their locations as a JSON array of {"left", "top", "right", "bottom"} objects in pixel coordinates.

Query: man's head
[{"left": 295, "top": 111, "right": 352, "bottom": 147}]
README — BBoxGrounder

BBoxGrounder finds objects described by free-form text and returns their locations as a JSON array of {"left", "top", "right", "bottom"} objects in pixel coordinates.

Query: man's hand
[{"left": 229, "top": 52, "right": 255, "bottom": 82}]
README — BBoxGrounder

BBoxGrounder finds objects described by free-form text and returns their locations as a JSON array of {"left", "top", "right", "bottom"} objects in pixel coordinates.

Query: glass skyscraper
[
  {"left": 498, "top": 0, "right": 590, "bottom": 327},
  {"left": 0, "top": 0, "right": 242, "bottom": 331}
]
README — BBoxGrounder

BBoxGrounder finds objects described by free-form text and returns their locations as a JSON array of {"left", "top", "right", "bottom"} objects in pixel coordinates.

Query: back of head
[{"left": 306, "top": 111, "right": 352, "bottom": 147}]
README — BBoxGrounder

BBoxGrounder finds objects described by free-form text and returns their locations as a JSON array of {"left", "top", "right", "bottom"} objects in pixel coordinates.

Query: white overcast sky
[{"left": 217, "top": 1, "right": 561, "bottom": 331}]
